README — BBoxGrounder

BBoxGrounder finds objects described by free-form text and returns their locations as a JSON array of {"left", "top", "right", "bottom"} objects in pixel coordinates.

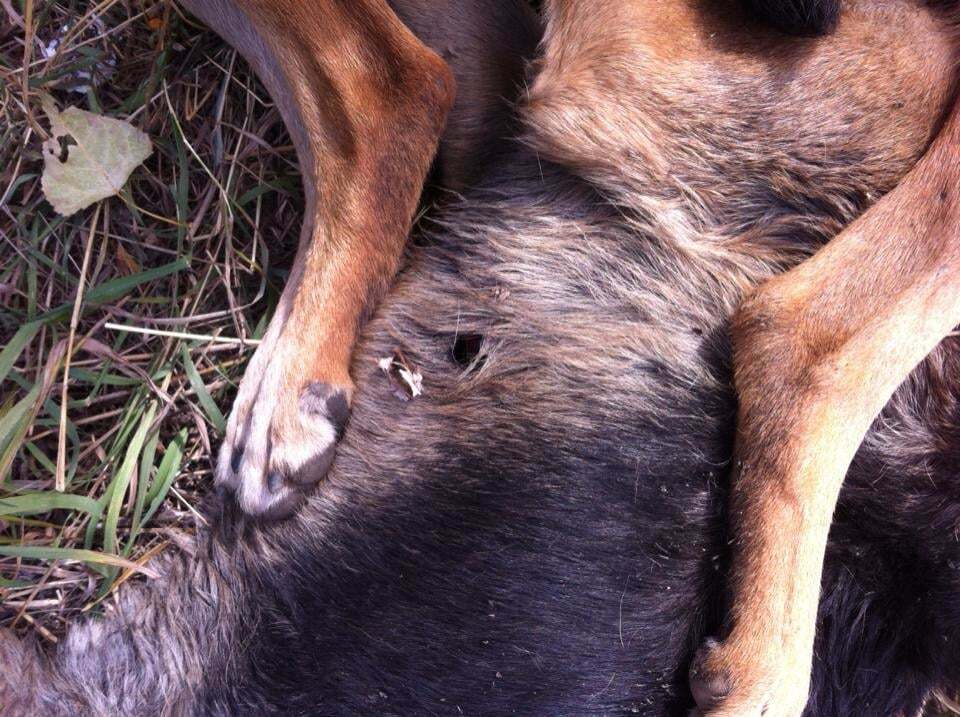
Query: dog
[{"left": 3, "top": 0, "right": 960, "bottom": 714}]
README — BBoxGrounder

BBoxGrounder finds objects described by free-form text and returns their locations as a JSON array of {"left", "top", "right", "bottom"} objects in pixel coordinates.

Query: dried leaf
[
  {"left": 378, "top": 350, "right": 423, "bottom": 401},
  {"left": 115, "top": 241, "right": 140, "bottom": 275},
  {"left": 40, "top": 96, "right": 152, "bottom": 216}
]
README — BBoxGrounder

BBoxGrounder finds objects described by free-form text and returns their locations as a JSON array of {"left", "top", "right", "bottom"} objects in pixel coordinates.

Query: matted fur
[{"left": 3, "top": 1, "right": 960, "bottom": 715}]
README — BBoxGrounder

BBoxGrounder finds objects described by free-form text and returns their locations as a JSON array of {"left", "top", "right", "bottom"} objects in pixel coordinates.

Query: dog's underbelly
[
  {"left": 25, "top": 147, "right": 957, "bottom": 715},
  {"left": 206, "top": 161, "right": 736, "bottom": 714},
  {"left": 202, "top": 147, "right": 960, "bottom": 714},
  {"left": 201, "top": 6, "right": 960, "bottom": 703}
]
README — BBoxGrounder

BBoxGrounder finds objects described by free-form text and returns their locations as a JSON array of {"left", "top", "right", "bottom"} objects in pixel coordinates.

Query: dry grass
[{"left": 0, "top": 0, "right": 300, "bottom": 641}]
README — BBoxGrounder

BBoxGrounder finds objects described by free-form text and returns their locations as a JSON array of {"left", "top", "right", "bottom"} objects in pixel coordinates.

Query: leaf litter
[{"left": 40, "top": 96, "right": 153, "bottom": 216}]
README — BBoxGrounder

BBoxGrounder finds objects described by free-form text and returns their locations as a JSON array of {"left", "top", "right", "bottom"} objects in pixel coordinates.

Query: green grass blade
[
  {"left": 23, "top": 442, "right": 56, "bottom": 475},
  {"left": 102, "top": 404, "right": 157, "bottom": 565},
  {"left": 35, "top": 258, "right": 189, "bottom": 325},
  {"left": 0, "top": 578, "right": 34, "bottom": 589},
  {"left": 0, "top": 492, "right": 102, "bottom": 517},
  {"left": 139, "top": 428, "right": 186, "bottom": 529},
  {"left": 125, "top": 427, "right": 161, "bottom": 553},
  {"left": 0, "top": 385, "right": 42, "bottom": 482},
  {"left": 0, "top": 545, "right": 153, "bottom": 576},
  {"left": 0, "top": 321, "right": 43, "bottom": 386},
  {"left": 180, "top": 346, "right": 226, "bottom": 433}
]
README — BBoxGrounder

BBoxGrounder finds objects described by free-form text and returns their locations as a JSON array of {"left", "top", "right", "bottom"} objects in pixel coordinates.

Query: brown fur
[
  {"left": 388, "top": 0, "right": 540, "bottom": 190},
  {"left": 685, "top": 4, "right": 960, "bottom": 715},
  {"left": 180, "top": 0, "right": 457, "bottom": 515},
  {"left": 694, "top": 115, "right": 960, "bottom": 713},
  {"left": 527, "top": 0, "right": 953, "bottom": 270},
  {"left": 194, "top": 0, "right": 960, "bottom": 708}
]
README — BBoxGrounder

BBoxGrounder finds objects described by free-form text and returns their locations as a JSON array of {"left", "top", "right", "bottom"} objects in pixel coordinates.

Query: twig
[
  {"left": 1, "top": 0, "right": 24, "bottom": 28},
  {"left": 18, "top": 612, "right": 58, "bottom": 643},
  {"left": 20, "top": 0, "right": 45, "bottom": 139},
  {"left": 163, "top": 79, "right": 235, "bottom": 222},
  {"left": 55, "top": 205, "right": 102, "bottom": 492},
  {"left": 103, "top": 322, "right": 261, "bottom": 346}
]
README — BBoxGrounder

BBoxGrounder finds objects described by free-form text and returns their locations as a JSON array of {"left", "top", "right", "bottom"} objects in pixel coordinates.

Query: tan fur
[
  {"left": 676, "top": 7, "right": 960, "bottom": 717},
  {"left": 694, "top": 111, "right": 960, "bottom": 716},
  {"left": 181, "top": 0, "right": 456, "bottom": 514},
  {"left": 187, "top": 0, "right": 960, "bottom": 703}
]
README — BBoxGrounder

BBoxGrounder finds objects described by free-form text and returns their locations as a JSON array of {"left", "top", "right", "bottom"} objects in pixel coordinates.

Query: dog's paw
[
  {"left": 216, "top": 331, "right": 352, "bottom": 519},
  {"left": 688, "top": 637, "right": 811, "bottom": 717}
]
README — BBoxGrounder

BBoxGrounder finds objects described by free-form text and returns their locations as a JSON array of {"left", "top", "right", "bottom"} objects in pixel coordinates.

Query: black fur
[
  {"left": 190, "top": 155, "right": 960, "bottom": 716},
  {"left": 744, "top": 0, "right": 842, "bottom": 35}
]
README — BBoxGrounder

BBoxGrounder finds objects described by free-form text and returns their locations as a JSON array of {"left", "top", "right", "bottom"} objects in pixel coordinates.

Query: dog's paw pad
[
  {"left": 218, "top": 379, "right": 353, "bottom": 520},
  {"left": 300, "top": 382, "right": 350, "bottom": 434},
  {"left": 689, "top": 638, "right": 731, "bottom": 710}
]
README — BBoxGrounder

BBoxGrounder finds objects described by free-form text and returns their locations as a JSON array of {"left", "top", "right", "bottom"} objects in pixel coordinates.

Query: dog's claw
[
  {"left": 266, "top": 471, "right": 283, "bottom": 493},
  {"left": 230, "top": 446, "right": 244, "bottom": 474},
  {"left": 689, "top": 638, "right": 730, "bottom": 710},
  {"left": 217, "top": 363, "right": 353, "bottom": 519},
  {"left": 687, "top": 634, "right": 809, "bottom": 717}
]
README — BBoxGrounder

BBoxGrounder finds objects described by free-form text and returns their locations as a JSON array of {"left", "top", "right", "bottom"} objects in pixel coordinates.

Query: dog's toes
[
  {"left": 232, "top": 473, "right": 307, "bottom": 521},
  {"left": 687, "top": 635, "right": 809, "bottom": 717},
  {"left": 229, "top": 445, "right": 244, "bottom": 474},
  {"left": 219, "top": 380, "right": 352, "bottom": 520},
  {"left": 283, "top": 382, "right": 350, "bottom": 486},
  {"left": 689, "top": 638, "right": 731, "bottom": 710}
]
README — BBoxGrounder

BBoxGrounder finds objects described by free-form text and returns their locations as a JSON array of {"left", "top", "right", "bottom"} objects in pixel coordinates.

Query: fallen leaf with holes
[
  {"left": 40, "top": 96, "right": 152, "bottom": 216},
  {"left": 378, "top": 350, "right": 423, "bottom": 401}
]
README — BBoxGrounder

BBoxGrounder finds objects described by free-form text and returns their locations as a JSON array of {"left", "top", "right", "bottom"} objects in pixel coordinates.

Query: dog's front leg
[
  {"left": 179, "top": 0, "right": 454, "bottom": 517},
  {"left": 690, "top": 95, "right": 960, "bottom": 716}
]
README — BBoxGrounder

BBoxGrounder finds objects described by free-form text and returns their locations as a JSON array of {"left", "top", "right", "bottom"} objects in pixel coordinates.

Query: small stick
[
  {"left": 20, "top": 0, "right": 46, "bottom": 139},
  {"left": 1, "top": 0, "right": 24, "bottom": 27},
  {"left": 18, "top": 612, "right": 59, "bottom": 644},
  {"left": 103, "top": 322, "right": 261, "bottom": 346}
]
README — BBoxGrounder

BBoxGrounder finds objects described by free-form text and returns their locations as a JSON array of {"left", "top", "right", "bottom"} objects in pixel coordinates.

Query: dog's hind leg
[
  {"left": 387, "top": 0, "right": 540, "bottom": 191},
  {"left": 689, "top": 82, "right": 960, "bottom": 717},
  {"left": 178, "top": 0, "right": 455, "bottom": 517}
]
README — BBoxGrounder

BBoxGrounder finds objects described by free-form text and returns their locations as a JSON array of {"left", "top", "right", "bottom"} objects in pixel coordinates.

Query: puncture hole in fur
[
  {"left": 451, "top": 333, "right": 485, "bottom": 369},
  {"left": 742, "top": 0, "right": 841, "bottom": 36}
]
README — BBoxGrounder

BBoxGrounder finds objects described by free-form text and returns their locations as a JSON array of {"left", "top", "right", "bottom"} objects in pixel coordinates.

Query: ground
[{"left": 0, "top": 0, "right": 298, "bottom": 642}]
